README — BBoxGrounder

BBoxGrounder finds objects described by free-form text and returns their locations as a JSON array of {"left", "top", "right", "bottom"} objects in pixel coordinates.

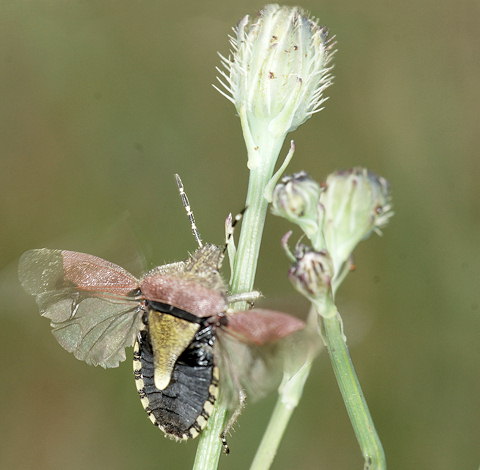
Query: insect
[{"left": 18, "top": 175, "right": 307, "bottom": 450}]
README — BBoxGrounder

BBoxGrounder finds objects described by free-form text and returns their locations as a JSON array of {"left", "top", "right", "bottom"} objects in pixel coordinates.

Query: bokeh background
[{"left": 1, "top": 1, "right": 479, "bottom": 469}]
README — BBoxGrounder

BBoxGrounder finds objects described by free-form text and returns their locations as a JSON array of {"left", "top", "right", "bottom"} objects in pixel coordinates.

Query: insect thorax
[
  {"left": 144, "top": 244, "right": 226, "bottom": 291},
  {"left": 139, "top": 244, "right": 228, "bottom": 318}
]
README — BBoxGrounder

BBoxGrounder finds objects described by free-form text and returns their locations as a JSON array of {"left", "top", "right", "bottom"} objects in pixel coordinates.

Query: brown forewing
[
  {"left": 226, "top": 309, "right": 305, "bottom": 345},
  {"left": 19, "top": 249, "right": 142, "bottom": 368},
  {"left": 62, "top": 250, "right": 139, "bottom": 295},
  {"left": 216, "top": 309, "right": 309, "bottom": 408}
]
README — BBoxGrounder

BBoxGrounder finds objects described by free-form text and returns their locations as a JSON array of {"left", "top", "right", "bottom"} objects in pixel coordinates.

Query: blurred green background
[{"left": 1, "top": 1, "right": 479, "bottom": 469}]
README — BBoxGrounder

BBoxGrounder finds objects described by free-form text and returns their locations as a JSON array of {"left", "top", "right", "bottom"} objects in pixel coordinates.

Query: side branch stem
[{"left": 249, "top": 361, "right": 312, "bottom": 470}]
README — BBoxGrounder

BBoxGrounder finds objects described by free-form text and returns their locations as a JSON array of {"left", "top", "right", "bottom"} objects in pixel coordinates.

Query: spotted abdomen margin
[{"left": 133, "top": 313, "right": 219, "bottom": 440}]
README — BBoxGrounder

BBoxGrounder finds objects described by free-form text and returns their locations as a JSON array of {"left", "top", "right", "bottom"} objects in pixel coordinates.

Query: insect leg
[
  {"left": 220, "top": 388, "right": 247, "bottom": 454},
  {"left": 223, "top": 208, "right": 246, "bottom": 254},
  {"left": 226, "top": 291, "right": 262, "bottom": 308}
]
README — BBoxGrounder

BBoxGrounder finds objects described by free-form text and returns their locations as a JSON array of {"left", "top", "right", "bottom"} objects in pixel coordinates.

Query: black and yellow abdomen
[{"left": 133, "top": 309, "right": 219, "bottom": 440}]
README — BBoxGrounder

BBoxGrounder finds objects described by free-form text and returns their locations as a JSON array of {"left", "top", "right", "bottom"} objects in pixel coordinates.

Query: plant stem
[
  {"left": 192, "top": 132, "right": 285, "bottom": 470},
  {"left": 229, "top": 164, "right": 275, "bottom": 301},
  {"left": 321, "top": 312, "right": 386, "bottom": 470},
  {"left": 249, "top": 361, "right": 312, "bottom": 470},
  {"left": 192, "top": 406, "right": 228, "bottom": 469}
]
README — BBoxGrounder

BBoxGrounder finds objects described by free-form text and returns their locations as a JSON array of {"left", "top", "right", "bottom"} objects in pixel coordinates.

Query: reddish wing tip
[
  {"left": 227, "top": 309, "right": 305, "bottom": 345},
  {"left": 62, "top": 250, "right": 139, "bottom": 295}
]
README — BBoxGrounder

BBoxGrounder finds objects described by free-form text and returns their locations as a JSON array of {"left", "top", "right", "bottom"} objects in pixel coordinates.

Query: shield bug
[{"left": 18, "top": 175, "right": 307, "bottom": 449}]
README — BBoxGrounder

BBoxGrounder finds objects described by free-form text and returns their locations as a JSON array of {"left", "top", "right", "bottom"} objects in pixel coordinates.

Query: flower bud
[
  {"left": 215, "top": 4, "right": 335, "bottom": 139},
  {"left": 288, "top": 244, "right": 335, "bottom": 317},
  {"left": 320, "top": 167, "right": 393, "bottom": 272},
  {"left": 272, "top": 172, "right": 323, "bottom": 245}
]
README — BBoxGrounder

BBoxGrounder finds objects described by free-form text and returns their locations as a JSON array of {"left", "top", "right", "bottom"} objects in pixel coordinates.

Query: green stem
[
  {"left": 321, "top": 313, "right": 386, "bottom": 470},
  {"left": 229, "top": 131, "right": 285, "bottom": 300},
  {"left": 249, "top": 361, "right": 312, "bottom": 470},
  {"left": 192, "top": 131, "right": 285, "bottom": 470},
  {"left": 229, "top": 161, "right": 276, "bottom": 300},
  {"left": 192, "top": 406, "right": 228, "bottom": 469}
]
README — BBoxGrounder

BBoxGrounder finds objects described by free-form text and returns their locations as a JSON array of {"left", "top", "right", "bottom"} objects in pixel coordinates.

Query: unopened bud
[
  {"left": 320, "top": 167, "right": 393, "bottom": 272},
  {"left": 288, "top": 244, "right": 335, "bottom": 317},
  {"left": 272, "top": 172, "right": 323, "bottom": 245},
  {"left": 215, "top": 4, "right": 335, "bottom": 142}
]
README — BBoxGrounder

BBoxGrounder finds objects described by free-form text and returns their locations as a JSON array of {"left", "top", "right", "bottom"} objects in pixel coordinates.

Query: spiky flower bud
[
  {"left": 288, "top": 244, "right": 335, "bottom": 317},
  {"left": 320, "top": 167, "right": 393, "bottom": 273},
  {"left": 272, "top": 171, "right": 323, "bottom": 245},
  {"left": 215, "top": 4, "right": 335, "bottom": 143}
]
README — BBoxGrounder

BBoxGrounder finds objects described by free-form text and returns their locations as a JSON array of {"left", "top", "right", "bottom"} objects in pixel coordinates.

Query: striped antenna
[{"left": 175, "top": 174, "right": 203, "bottom": 248}]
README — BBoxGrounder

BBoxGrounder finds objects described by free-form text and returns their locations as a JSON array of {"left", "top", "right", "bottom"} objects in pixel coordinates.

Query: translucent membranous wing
[
  {"left": 217, "top": 309, "right": 312, "bottom": 407},
  {"left": 19, "top": 249, "right": 143, "bottom": 368}
]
